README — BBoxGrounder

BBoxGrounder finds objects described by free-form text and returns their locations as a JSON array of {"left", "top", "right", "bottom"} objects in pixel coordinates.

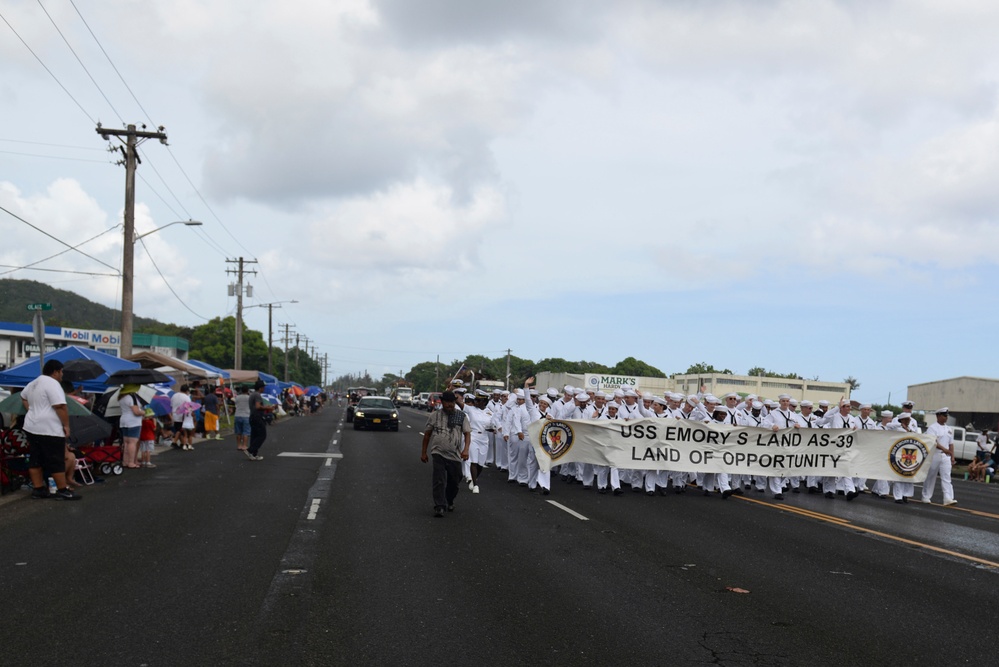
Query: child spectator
[{"left": 139, "top": 413, "right": 158, "bottom": 468}]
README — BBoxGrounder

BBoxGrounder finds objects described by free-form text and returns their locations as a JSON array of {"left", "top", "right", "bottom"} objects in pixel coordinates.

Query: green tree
[
  {"left": 682, "top": 362, "right": 733, "bottom": 375},
  {"left": 405, "top": 361, "right": 447, "bottom": 392},
  {"left": 611, "top": 357, "right": 666, "bottom": 378},
  {"left": 189, "top": 316, "right": 268, "bottom": 371},
  {"left": 844, "top": 376, "right": 861, "bottom": 391}
]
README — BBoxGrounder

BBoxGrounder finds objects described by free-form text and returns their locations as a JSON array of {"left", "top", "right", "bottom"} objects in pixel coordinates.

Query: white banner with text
[{"left": 528, "top": 418, "right": 935, "bottom": 481}]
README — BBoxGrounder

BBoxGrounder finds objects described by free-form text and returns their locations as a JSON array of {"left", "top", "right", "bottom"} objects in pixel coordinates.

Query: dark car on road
[{"left": 352, "top": 396, "right": 399, "bottom": 431}]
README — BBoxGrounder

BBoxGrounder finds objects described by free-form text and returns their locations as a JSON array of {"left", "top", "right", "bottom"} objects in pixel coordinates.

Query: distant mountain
[{"left": 0, "top": 279, "right": 190, "bottom": 337}]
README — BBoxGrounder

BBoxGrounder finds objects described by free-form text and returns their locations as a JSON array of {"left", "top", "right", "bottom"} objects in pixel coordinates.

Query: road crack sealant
[{"left": 244, "top": 421, "right": 343, "bottom": 664}]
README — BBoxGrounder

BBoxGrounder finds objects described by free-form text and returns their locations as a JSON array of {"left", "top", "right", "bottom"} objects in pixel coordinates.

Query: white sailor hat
[
  {"left": 452, "top": 379, "right": 464, "bottom": 387},
  {"left": 789, "top": 399, "right": 799, "bottom": 407},
  {"left": 881, "top": 410, "right": 894, "bottom": 418},
  {"left": 595, "top": 391, "right": 607, "bottom": 399},
  {"left": 704, "top": 394, "right": 719, "bottom": 404},
  {"left": 563, "top": 385, "right": 575, "bottom": 394},
  {"left": 751, "top": 400, "right": 763, "bottom": 410},
  {"left": 859, "top": 403, "right": 871, "bottom": 409},
  {"left": 607, "top": 401, "right": 620, "bottom": 410},
  {"left": 501, "top": 390, "right": 510, "bottom": 396},
  {"left": 475, "top": 389, "right": 489, "bottom": 397},
  {"left": 685, "top": 396, "right": 700, "bottom": 407},
  {"left": 902, "top": 400, "right": 914, "bottom": 407},
  {"left": 586, "top": 388, "right": 596, "bottom": 394},
  {"left": 764, "top": 399, "right": 776, "bottom": 408},
  {"left": 746, "top": 394, "right": 758, "bottom": 401},
  {"left": 839, "top": 399, "right": 851, "bottom": 407},
  {"left": 898, "top": 413, "right": 912, "bottom": 420},
  {"left": 778, "top": 393, "right": 791, "bottom": 400},
  {"left": 712, "top": 404, "right": 728, "bottom": 413},
  {"left": 653, "top": 397, "right": 668, "bottom": 406},
  {"left": 491, "top": 388, "right": 501, "bottom": 394},
  {"left": 613, "top": 389, "right": 625, "bottom": 398},
  {"left": 529, "top": 389, "right": 538, "bottom": 396},
  {"left": 624, "top": 389, "right": 638, "bottom": 398},
  {"left": 935, "top": 407, "right": 949, "bottom": 415},
  {"left": 454, "top": 387, "right": 466, "bottom": 394},
  {"left": 574, "top": 392, "right": 589, "bottom": 402},
  {"left": 514, "top": 389, "right": 524, "bottom": 398},
  {"left": 642, "top": 392, "right": 654, "bottom": 401},
  {"left": 546, "top": 388, "right": 559, "bottom": 398},
  {"left": 539, "top": 395, "right": 552, "bottom": 405},
  {"left": 818, "top": 400, "right": 830, "bottom": 407},
  {"left": 724, "top": 392, "right": 739, "bottom": 400},
  {"left": 800, "top": 400, "right": 813, "bottom": 408}
]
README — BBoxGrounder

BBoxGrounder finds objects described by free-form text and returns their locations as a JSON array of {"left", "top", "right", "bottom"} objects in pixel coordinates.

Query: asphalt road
[{"left": 1, "top": 405, "right": 997, "bottom": 666}]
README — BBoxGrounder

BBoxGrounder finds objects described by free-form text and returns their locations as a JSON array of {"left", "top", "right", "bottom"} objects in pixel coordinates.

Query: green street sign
[{"left": 26, "top": 303, "right": 52, "bottom": 311}]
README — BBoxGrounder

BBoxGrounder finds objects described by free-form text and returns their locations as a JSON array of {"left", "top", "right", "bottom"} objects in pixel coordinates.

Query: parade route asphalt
[{"left": 1, "top": 405, "right": 997, "bottom": 666}]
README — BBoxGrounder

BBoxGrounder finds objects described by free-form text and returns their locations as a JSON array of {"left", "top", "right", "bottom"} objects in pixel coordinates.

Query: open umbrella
[
  {"left": 149, "top": 395, "right": 173, "bottom": 417},
  {"left": 106, "top": 368, "right": 174, "bottom": 386},
  {"left": 179, "top": 401, "right": 202, "bottom": 416},
  {"left": 62, "top": 359, "right": 106, "bottom": 382},
  {"left": 68, "top": 413, "right": 113, "bottom": 445},
  {"left": 0, "top": 391, "right": 93, "bottom": 416}
]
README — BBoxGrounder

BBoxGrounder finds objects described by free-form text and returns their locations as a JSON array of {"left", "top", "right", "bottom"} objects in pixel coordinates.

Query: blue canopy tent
[
  {"left": 185, "top": 359, "right": 230, "bottom": 379},
  {"left": 0, "top": 346, "right": 139, "bottom": 393}
]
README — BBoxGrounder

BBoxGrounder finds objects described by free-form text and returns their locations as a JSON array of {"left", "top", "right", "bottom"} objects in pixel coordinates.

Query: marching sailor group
[{"left": 450, "top": 379, "right": 956, "bottom": 506}]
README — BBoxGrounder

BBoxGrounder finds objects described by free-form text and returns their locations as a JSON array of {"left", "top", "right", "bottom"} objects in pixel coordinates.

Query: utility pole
[
  {"left": 226, "top": 258, "right": 257, "bottom": 370},
  {"left": 97, "top": 123, "right": 167, "bottom": 358},
  {"left": 295, "top": 333, "right": 301, "bottom": 380},
  {"left": 281, "top": 323, "right": 295, "bottom": 382},
  {"left": 506, "top": 349, "right": 512, "bottom": 392},
  {"left": 435, "top": 355, "right": 440, "bottom": 392}
]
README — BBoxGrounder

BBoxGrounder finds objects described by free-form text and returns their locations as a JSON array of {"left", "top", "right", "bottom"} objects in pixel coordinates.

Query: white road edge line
[
  {"left": 307, "top": 498, "right": 321, "bottom": 520},
  {"left": 546, "top": 500, "right": 589, "bottom": 521}
]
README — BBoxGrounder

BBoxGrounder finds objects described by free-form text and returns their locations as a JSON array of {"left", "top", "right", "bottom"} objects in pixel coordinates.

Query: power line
[
  {"left": 0, "top": 138, "right": 104, "bottom": 151},
  {"left": 136, "top": 236, "right": 210, "bottom": 321},
  {"left": 36, "top": 0, "right": 124, "bottom": 123},
  {"left": 137, "top": 146, "right": 194, "bottom": 219},
  {"left": 0, "top": 9, "right": 95, "bottom": 124},
  {"left": 0, "top": 264, "right": 119, "bottom": 277},
  {"left": 68, "top": 0, "right": 259, "bottom": 272},
  {"left": 70, "top": 0, "right": 156, "bottom": 127},
  {"left": 0, "top": 149, "right": 112, "bottom": 164},
  {"left": 0, "top": 223, "right": 122, "bottom": 277},
  {"left": 0, "top": 203, "right": 119, "bottom": 272}
]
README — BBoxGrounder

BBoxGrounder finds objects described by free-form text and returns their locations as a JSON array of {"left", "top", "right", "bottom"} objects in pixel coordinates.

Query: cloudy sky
[{"left": 2, "top": 0, "right": 997, "bottom": 403}]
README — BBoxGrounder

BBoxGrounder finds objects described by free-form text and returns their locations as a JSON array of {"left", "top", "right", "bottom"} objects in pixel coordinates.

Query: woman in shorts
[
  {"left": 233, "top": 385, "right": 251, "bottom": 451},
  {"left": 118, "top": 385, "right": 145, "bottom": 469}
]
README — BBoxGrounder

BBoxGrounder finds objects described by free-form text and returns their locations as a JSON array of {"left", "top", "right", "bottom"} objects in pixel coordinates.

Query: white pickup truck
[{"left": 950, "top": 427, "right": 992, "bottom": 462}]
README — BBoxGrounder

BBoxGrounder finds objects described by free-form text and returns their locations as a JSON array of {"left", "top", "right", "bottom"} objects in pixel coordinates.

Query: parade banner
[{"left": 528, "top": 418, "right": 935, "bottom": 482}]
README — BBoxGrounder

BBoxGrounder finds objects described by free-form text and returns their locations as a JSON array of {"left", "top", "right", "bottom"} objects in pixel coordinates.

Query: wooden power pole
[{"left": 96, "top": 123, "right": 167, "bottom": 358}]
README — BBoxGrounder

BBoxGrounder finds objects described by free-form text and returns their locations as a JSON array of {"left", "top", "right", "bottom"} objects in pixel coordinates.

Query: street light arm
[{"left": 134, "top": 219, "right": 203, "bottom": 243}]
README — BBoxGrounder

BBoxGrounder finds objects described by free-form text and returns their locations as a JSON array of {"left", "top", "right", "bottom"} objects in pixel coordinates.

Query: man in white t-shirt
[{"left": 21, "top": 359, "right": 80, "bottom": 500}]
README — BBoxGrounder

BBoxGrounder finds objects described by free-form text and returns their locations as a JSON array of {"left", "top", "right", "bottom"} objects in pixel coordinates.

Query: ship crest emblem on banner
[
  {"left": 540, "top": 421, "right": 574, "bottom": 460},
  {"left": 888, "top": 437, "right": 928, "bottom": 477}
]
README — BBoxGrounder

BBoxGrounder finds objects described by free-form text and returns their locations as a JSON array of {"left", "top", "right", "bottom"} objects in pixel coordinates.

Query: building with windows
[
  {"left": 534, "top": 370, "right": 850, "bottom": 404},
  {"left": 0, "top": 320, "right": 189, "bottom": 370},
  {"left": 671, "top": 373, "right": 851, "bottom": 404}
]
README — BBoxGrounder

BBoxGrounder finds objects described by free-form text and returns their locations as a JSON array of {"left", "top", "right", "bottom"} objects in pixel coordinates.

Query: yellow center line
[
  {"left": 735, "top": 496, "right": 999, "bottom": 570},
  {"left": 737, "top": 496, "right": 854, "bottom": 525}
]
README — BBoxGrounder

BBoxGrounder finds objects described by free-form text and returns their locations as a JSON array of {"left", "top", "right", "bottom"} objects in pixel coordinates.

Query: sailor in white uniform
[{"left": 921, "top": 408, "right": 957, "bottom": 506}]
